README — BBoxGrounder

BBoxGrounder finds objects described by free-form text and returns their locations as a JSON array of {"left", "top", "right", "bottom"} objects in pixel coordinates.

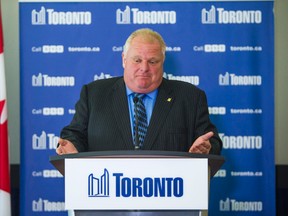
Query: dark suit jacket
[{"left": 61, "top": 77, "right": 222, "bottom": 154}]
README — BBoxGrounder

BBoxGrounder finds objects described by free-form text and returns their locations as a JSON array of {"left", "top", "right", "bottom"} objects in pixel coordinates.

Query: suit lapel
[
  {"left": 111, "top": 78, "right": 134, "bottom": 149},
  {"left": 143, "top": 79, "right": 174, "bottom": 150}
]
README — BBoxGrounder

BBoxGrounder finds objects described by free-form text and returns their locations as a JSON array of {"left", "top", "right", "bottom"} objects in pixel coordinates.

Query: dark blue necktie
[{"left": 133, "top": 93, "right": 148, "bottom": 149}]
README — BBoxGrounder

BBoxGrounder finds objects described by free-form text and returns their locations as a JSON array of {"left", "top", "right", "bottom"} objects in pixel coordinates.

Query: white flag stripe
[
  {"left": 0, "top": 190, "right": 11, "bottom": 215},
  {"left": 0, "top": 53, "right": 5, "bottom": 100},
  {"left": 0, "top": 54, "right": 7, "bottom": 124}
]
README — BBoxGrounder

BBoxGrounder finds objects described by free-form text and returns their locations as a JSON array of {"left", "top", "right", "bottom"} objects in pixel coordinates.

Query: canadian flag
[{"left": 0, "top": 6, "right": 11, "bottom": 216}]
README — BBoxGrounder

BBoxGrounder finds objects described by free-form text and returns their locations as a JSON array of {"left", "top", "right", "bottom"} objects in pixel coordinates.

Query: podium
[{"left": 50, "top": 150, "right": 224, "bottom": 216}]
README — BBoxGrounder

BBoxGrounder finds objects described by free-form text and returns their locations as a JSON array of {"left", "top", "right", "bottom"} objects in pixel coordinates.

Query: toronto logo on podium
[
  {"left": 87, "top": 169, "right": 184, "bottom": 198},
  {"left": 88, "top": 169, "right": 110, "bottom": 197}
]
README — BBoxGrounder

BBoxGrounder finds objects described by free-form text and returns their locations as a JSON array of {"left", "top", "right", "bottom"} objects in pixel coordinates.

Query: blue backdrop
[{"left": 19, "top": 0, "right": 275, "bottom": 215}]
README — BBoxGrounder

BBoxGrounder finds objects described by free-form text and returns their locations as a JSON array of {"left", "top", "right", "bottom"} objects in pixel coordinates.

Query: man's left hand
[{"left": 189, "top": 131, "right": 213, "bottom": 154}]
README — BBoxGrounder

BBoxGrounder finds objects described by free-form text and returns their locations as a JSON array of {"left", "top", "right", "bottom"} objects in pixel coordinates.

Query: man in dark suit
[{"left": 56, "top": 28, "right": 222, "bottom": 155}]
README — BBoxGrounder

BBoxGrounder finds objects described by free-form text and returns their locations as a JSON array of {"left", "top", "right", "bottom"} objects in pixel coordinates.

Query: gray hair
[{"left": 123, "top": 28, "right": 166, "bottom": 57}]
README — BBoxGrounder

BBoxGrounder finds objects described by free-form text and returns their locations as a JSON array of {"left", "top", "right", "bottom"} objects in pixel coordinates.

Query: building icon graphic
[
  {"left": 32, "top": 73, "right": 43, "bottom": 86},
  {"left": 32, "top": 131, "right": 47, "bottom": 150},
  {"left": 31, "top": 7, "right": 46, "bottom": 25},
  {"left": 219, "top": 72, "right": 230, "bottom": 86},
  {"left": 116, "top": 6, "right": 131, "bottom": 24},
  {"left": 88, "top": 169, "right": 109, "bottom": 197},
  {"left": 202, "top": 6, "right": 216, "bottom": 24}
]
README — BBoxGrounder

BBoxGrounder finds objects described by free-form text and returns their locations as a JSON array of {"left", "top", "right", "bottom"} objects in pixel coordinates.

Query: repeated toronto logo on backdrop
[
  {"left": 219, "top": 198, "right": 263, "bottom": 212},
  {"left": 88, "top": 169, "right": 184, "bottom": 198},
  {"left": 32, "top": 73, "right": 75, "bottom": 87},
  {"left": 31, "top": 6, "right": 92, "bottom": 25},
  {"left": 32, "top": 198, "right": 65, "bottom": 212},
  {"left": 32, "top": 131, "right": 59, "bottom": 150},
  {"left": 201, "top": 5, "right": 262, "bottom": 24},
  {"left": 116, "top": 6, "right": 176, "bottom": 24},
  {"left": 163, "top": 72, "right": 199, "bottom": 86},
  {"left": 219, "top": 133, "right": 262, "bottom": 150},
  {"left": 219, "top": 72, "right": 262, "bottom": 86}
]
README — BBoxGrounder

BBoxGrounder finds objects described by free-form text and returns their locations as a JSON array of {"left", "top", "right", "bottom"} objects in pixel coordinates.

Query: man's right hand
[{"left": 56, "top": 138, "right": 79, "bottom": 155}]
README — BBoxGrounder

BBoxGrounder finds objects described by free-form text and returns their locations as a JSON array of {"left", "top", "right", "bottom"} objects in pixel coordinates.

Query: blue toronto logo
[{"left": 88, "top": 169, "right": 184, "bottom": 198}]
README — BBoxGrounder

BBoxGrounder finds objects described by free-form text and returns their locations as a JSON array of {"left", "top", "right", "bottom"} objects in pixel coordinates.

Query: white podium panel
[{"left": 65, "top": 158, "right": 208, "bottom": 210}]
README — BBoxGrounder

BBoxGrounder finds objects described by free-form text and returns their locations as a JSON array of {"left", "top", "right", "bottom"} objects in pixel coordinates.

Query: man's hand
[
  {"left": 56, "top": 138, "right": 79, "bottom": 155},
  {"left": 189, "top": 131, "right": 213, "bottom": 154}
]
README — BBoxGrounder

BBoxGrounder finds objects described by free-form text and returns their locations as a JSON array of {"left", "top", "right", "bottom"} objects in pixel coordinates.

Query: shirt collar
[{"left": 126, "top": 86, "right": 158, "bottom": 100}]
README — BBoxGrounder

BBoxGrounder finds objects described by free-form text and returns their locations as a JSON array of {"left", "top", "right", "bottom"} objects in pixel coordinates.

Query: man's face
[{"left": 122, "top": 36, "right": 164, "bottom": 93}]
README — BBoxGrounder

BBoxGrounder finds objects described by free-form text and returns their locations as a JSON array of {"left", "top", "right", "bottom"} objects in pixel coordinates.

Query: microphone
[{"left": 133, "top": 96, "right": 140, "bottom": 150}]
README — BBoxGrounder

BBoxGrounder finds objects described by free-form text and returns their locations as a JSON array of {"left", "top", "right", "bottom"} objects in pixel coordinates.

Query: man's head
[{"left": 122, "top": 28, "right": 166, "bottom": 94}]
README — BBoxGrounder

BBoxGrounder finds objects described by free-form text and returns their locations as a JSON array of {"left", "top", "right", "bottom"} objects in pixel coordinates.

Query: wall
[{"left": 274, "top": 0, "right": 288, "bottom": 165}]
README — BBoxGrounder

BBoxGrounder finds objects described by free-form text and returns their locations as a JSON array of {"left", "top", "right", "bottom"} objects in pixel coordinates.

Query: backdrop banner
[{"left": 19, "top": 0, "right": 275, "bottom": 215}]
